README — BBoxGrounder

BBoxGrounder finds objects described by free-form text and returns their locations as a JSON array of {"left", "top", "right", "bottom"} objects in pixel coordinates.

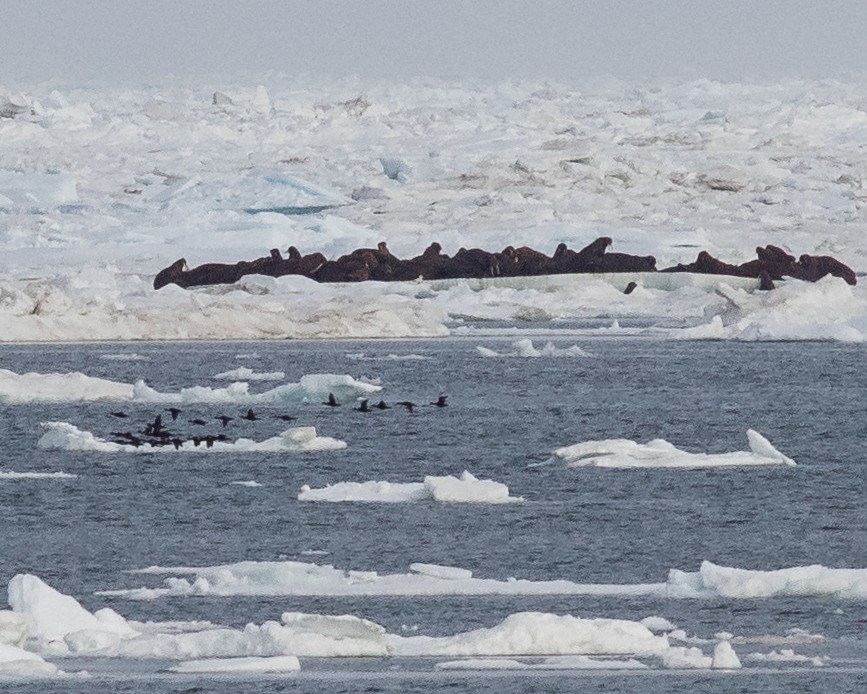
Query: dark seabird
[
  {"left": 354, "top": 399, "right": 370, "bottom": 413},
  {"left": 241, "top": 408, "right": 257, "bottom": 421},
  {"left": 396, "top": 401, "right": 416, "bottom": 413},
  {"left": 189, "top": 418, "right": 207, "bottom": 426},
  {"left": 205, "top": 436, "right": 215, "bottom": 448},
  {"left": 431, "top": 395, "right": 448, "bottom": 407},
  {"left": 216, "top": 415, "right": 233, "bottom": 427},
  {"left": 166, "top": 407, "right": 182, "bottom": 421},
  {"left": 192, "top": 436, "right": 202, "bottom": 447},
  {"left": 275, "top": 414, "right": 296, "bottom": 422},
  {"left": 373, "top": 400, "right": 390, "bottom": 410},
  {"left": 623, "top": 281, "right": 638, "bottom": 295},
  {"left": 324, "top": 393, "right": 340, "bottom": 407},
  {"left": 110, "top": 411, "right": 128, "bottom": 419},
  {"left": 171, "top": 438, "right": 183, "bottom": 450}
]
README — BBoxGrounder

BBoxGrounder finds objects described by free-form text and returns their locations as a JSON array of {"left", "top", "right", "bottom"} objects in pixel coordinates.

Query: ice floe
[
  {"left": 551, "top": 429, "right": 796, "bottom": 468},
  {"left": 1, "top": 78, "right": 867, "bottom": 342},
  {"left": 37, "top": 422, "right": 346, "bottom": 453},
  {"left": 298, "top": 471, "right": 522, "bottom": 504},
  {"left": 744, "top": 649, "right": 828, "bottom": 667},
  {"left": 0, "top": 368, "right": 377, "bottom": 404},
  {"left": 97, "top": 559, "right": 867, "bottom": 601},
  {"left": 0, "top": 470, "right": 76, "bottom": 480},
  {"left": 171, "top": 655, "right": 300, "bottom": 673},
  {"left": 476, "top": 339, "right": 594, "bottom": 358}
]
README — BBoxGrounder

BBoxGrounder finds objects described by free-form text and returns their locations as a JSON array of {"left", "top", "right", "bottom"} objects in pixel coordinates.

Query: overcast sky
[{"left": 3, "top": 0, "right": 867, "bottom": 85}]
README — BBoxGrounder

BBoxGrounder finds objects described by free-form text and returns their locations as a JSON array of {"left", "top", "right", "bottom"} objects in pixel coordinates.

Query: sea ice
[
  {"left": 476, "top": 339, "right": 594, "bottom": 358},
  {"left": 212, "top": 367, "right": 286, "bottom": 381},
  {"left": 37, "top": 422, "right": 346, "bottom": 453},
  {"left": 551, "top": 429, "right": 796, "bottom": 468},
  {"left": 97, "top": 558, "right": 867, "bottom": 601},
  {"left": 298, "top": 471, "right": 522, "bottom": 504}
]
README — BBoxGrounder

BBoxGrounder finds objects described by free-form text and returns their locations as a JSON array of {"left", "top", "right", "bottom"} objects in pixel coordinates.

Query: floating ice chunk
[
  {"left": 669, "top": 560, "right": 867, "bottom": 599},
  {"left": 659, "top": 646, "right": 712, "bottom": 669},
  {"left": 0, "top": 642, "right": 61, "bottom": 677},
  {"left": 171, "top": 655, "right": 300, "bottom": 673},
  {"left": 230, "top": 480, "right": 262, "bottom": 488},
  {"left": 131, "top": 373, "right": 379, "bottom": 405},
  {"left": 0, "top": 369, "right": 133, "bottom": 403},
  {"left": 552, "top": 430, "right": 795, "bottom": 468},
  {"left": 477, "top": 339, "right": 594, "bottom": 358},
  {"left": 298, "top": 471, "right": 521, "bottom": 504},
  {"left": 380, "top": 157, "right": 411, "bottom": 183},
  {"left": 744, "top": 649, "right": 828, "bottom": 666},
  {"left": 37, "top": 422, "right": 346, "bottom": 454},
  {"left": 102, "top": 557, "right": 867, "bottom": 602},
  {"left": 213, "top": 367, "right": 285, "bottom": 381},
  {"left": 8, "top": 574, "right": 138, "bottom": 646},
  {"left": 0, "top": 470, "right": 76, "bottom": 480},
  {"left": 393, "top": 612, "right": 669, "bottom": 657},
  {"left": 712, "top": 640, "right": 741, "bottom": 669}
]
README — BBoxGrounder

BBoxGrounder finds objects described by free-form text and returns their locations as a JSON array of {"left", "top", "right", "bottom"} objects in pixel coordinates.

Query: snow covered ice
[
  {"left": 551, "top": 429, "right": 796, "bottom": 468},
  {"left": 96, "top": 558, "right": 867, "bottom": 601},
  {"left": 2, "top": 78, "right": 867, "bottom": 341},
  {"left": 298, "top": 471, "right": 522, "bottom": 504}
]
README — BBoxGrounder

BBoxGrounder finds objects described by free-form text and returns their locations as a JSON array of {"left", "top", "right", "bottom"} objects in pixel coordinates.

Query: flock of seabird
[{"left": 106, "top": 393, "right": 448, "bottom": 449}]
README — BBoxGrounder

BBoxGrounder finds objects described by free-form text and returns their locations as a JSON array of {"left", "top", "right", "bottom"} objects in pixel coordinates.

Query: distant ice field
[
  {"left": 2, "top": 77, "right": 867, "bottom": 341},
  {"left": 0, "top": 338, "right": 864, "bottom": 690}
]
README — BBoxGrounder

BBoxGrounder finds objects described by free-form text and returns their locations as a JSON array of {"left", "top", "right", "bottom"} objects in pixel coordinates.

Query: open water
[{"left": 0, "top": 337, "right": 864, "bottom": 692}]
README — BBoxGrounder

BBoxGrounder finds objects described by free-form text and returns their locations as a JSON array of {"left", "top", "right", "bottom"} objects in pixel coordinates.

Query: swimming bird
[
  {"left": 215, "top": 415, "right": 233, "bottom": 427},
  {"left": 396, "top": 401, "right": 416, "bottom": 413},
  {"left": 109, "top": 411, "right": 128, "bottom": 418},
  {"left": 431, "top": 395, "right": 448, "bottom": 408},
  {"left": 189, "top": 418, "right": 207, "bottom": 426},
  {"left": 241, "top": 408, "right": 257, "bottom": 421},
  {"left": 275, "top": 414, "right": 296, "bottom": 422},
  {"left": 166, "top": 407, "right": 182, "bottom": 421},
  {"left": 373, "top": 400, "right": 390, "bottom": 410},
  {"left": 324, "top": 393, "right": 340, "bottom": 407},
  {"left": 354, "top": 399, "right": 370, "bottom": 412}
]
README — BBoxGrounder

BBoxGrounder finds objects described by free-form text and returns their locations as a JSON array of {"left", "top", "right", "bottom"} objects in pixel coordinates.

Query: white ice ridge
[
  {"left": 298, "top": 471, "right": 522, "bottom": 504},
  {"left": 212, "top": 367, "right": 286, "bottom": 381},
  {"left": 551, "top": 429, "right": 795, "bottom": 468},
  {"left": 37, "top": 422, "right": 346, "bottom": 453},
  {"left": 5, "top": 574, "right": 742, "bottom": 669},
  {"left": 97, "top": 559, "right": 867, "bottom": 601},
  {"left": 476, "top": 339, "right": 594, "bottom": 358},
  {"left": 0, "top": 368, "right": 377, "bottom": 404},
  {"left": 0, "top": 470, "right": 76, "bottom": 480}
]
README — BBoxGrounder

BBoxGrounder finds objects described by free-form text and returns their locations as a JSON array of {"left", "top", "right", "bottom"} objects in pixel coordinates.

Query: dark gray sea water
[{"left": 0, "top": 337, "right": 865, "bottom": 692}]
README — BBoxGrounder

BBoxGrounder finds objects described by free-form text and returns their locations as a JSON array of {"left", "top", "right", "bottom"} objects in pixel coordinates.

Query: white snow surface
[
  {"left": 171, "top": 655, "right": 300, "bottom": 673},
  {"left": 476, "top": 339, "right": 595, "bottom": 358},
  {"left": 37, "top": 422, "right": 346, "bottom": 453},
  {"left": 6, "top": 574, "right": 737, "bottom": 667},
  {"left": 0, "top": 369, "right": 376, "bottom": 404},
  {"left": 2, "top": 77, "right": 867, "bottom": 342},
  {"left": 552, "top": 429, "right": 796, "bottom": 468},
  {"left": 298, "top": 471, "right": 522, "bottom": 504},
  {"left": 97, "top": 559, "right": 867, "bottom": 601}
]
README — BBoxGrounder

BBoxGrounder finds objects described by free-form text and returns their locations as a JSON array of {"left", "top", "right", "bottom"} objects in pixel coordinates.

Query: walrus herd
[{"left": 153, "top": 237, "right": 857, "bottom": 291}]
